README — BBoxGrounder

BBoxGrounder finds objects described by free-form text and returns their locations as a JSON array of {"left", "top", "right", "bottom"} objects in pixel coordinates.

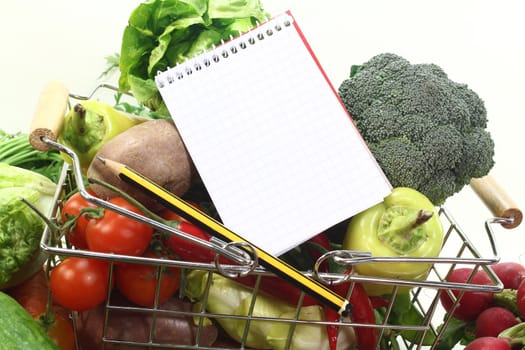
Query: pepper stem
[{"left": 377, "top": 208, "right": 434, "bottom": 254}]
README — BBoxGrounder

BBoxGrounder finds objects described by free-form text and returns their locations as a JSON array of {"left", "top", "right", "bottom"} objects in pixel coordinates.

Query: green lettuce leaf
[
  {"left": 0, "top": 163, "right": 57, "bottom": 288},
  {"left": 118, "top": 0, "right": 270, "bottom": 114}
]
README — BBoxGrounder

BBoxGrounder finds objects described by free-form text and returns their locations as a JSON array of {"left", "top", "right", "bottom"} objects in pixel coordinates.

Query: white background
[{"left": 1, "top": 1, "right": 524, "bottom": 261}]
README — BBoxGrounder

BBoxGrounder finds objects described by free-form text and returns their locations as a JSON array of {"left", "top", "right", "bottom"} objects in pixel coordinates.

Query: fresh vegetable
[
  {"left": 0, "top": 291, "right": 60, "bottom": 350},
  {"left": 517, "top": 279, "right": 525, "bottom": 318},
  {"left": 463, "top": 336, "right": 511, "bottom": 350},
  {"left": 0, "top": 163, "right": 57, "bottom": 289},
  {"left": 439, "top": 267, "right": 494, "bottom": 321},
  {"left": 7, "top": 270, "right": 75, "bottom": 350},
  {"left": 338, "top": 53, "right": 495, "bottom": 205},
  {"left": 60, "top": 188, "right": 99, "bottom": 249},
  {"left": 0, "top": 129, "right": 63, "bottom": 182},
  {"left": 76, "top": 293, "right": 218, "bottom": 349},
  {"left": 58, "top": 100, "right": 147, "bottom": 172},
  {"left": 499, "top": 322, "right": 525, "bottom": 348},
  {"left": 118, "top": 0, "right": 270, "bottom": 115},
  {"left": 160, "top": 207, "right": 238, "bottom": 264},
  {"left": 184, "top": 270, "right": 357, "bottom": 349},
  {"left": 49, "top": 257, "right": 112, "bottom": 311},
  {"left": 85, "top": 196, "right": 153, "bottom": 256},
  {"left": 87, "top": 119, "right": 193, "bottom": 212},
  {"left": 475, "top": 307, "right": 519, "bottom": 338},
  {"left": 115, "top": 252, "right": 181, "bottom": 307},
  {"left": 342, "top": 187, "right": 444, "bottom": 296},
  {"left": 492, "top": 262, "right": 525, "bottom": 290}
]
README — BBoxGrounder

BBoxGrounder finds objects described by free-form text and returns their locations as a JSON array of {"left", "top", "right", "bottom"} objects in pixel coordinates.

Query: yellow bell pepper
[
  {"left": 58, "top": 100, "right": 146, "bottom": 172},
  {"left": 342, "top": 187, "right": 444, "bottom": 296}
]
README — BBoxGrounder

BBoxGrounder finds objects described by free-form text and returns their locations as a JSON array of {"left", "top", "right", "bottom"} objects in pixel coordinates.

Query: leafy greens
[
  {"left": 118, "top": 0, "right": 270, "bottom": 115},
  {"left": 0, "top": 163, "right": 57, "bottom": 288}
]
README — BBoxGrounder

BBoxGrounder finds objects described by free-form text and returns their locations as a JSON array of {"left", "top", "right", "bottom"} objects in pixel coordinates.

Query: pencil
[{"left": 97, "top": 156, "right": 351, "bottom": 316}]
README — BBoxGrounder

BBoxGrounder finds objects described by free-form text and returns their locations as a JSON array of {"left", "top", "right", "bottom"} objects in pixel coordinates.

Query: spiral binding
[{"left": 155, "top": 14, "right": 293, "bottom": 88}]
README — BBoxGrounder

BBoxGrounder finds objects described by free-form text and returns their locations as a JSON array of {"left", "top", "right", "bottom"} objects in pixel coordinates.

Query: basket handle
[
  {"left": 29, "top": 81, "right": 69, "bottom": 151},
  {"left": 470, "top": 175, "right": 522, "bottom": 229}
]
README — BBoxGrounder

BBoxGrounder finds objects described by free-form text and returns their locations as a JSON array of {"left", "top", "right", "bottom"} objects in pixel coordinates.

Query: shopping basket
[{"left": 29, "top": 82, "right": 522, "bottom": 349}]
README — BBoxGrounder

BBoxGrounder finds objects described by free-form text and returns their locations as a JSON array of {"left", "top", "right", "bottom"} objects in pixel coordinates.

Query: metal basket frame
[{"left": 37, "top": 84, "right": 509, "bottom": 350}]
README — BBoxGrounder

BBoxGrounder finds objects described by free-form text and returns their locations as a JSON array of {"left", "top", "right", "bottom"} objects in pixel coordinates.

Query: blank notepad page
[{"left": 156, "top": 12, "right": 392, "bottom": 256}]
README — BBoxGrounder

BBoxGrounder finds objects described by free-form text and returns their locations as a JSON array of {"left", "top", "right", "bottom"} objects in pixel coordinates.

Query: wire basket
[{"left": 32, "top": 83, "right": 521, "bottom": 350}]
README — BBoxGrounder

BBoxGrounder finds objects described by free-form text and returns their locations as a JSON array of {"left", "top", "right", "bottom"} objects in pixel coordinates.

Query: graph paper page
[{"left": 156, "top": 12, "right": 392, "bottom": 255}]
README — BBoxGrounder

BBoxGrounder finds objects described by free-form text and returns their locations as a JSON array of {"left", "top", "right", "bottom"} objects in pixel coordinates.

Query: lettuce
[
  {"left": 118, "top": 0, "right": 270, "bottom": 115},
  {"left": 0, "top": 163, "right": 57, "bottom": 288}
]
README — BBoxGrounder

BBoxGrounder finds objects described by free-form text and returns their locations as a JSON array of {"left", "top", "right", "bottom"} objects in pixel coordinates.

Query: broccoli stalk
[{"left": 338, "top": 53, "right": 494, "bottom": 205}]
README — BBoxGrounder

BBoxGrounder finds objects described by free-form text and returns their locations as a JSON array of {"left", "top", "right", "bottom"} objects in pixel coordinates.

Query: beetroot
[{"left": 475, "top": 307, "right": 519, "bottom": 338}]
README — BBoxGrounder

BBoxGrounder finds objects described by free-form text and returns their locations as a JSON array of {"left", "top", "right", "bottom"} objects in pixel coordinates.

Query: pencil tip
[{"left": 96, "top": 155, "right": 106, "bottom": 164}]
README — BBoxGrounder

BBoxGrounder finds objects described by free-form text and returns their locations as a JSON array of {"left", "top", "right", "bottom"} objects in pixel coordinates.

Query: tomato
[
  {"left": 42, "top": 312, "right": 76, "bottom": 350},
  {"left": 86, "top": 196, "right": 153, "bottom": 256},
  {"left": 159, "top": 201, "right": 201, "bottom": 223},
  {"left": 49, "top": 257, "right": 111, "bottom": 311},
  {"left": 8, "top": 270, "right": 76, "bottom": 350},
  {"left": 61, "top": 189, "right": 99, "bottom": 249},
  {"left": 115, "top": 252, "right": 181, "bottom": 307}
]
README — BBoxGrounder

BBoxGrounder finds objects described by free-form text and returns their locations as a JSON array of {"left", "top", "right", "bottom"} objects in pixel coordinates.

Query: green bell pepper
[
  {"left": 58, "top": 100, "right": 146, "bottom": 172},
  {"left": 342, "top": 187, "right": 444, "bottom": 296}
]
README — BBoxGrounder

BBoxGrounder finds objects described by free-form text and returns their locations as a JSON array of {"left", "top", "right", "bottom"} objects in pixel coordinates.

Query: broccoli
[{"left": 338, "top": 53, "right": 494, "bottom": 205}]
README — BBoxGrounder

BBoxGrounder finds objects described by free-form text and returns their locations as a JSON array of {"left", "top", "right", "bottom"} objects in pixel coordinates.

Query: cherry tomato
[
  {"left": 115, "top": 252, "right": 181, "bottom": 307},
  {"left": 49, "top": 257, "right": 111, "bottom": 311},
  {"left": 86, "top": 197, "right": 153, "bottom": 256},
  {"left": 61, "top": 189, "right": 98, "bottom": 249}
]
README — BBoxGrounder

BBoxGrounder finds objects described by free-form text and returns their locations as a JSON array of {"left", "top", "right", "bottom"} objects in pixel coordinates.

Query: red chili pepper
[
  {"left": 307, "top": 233, "right": 340, "bottom": 350},
  {"left": 237, "top": 233, "right": 378, "bottom": 350},
  {"left": 300, "top": 233, "right": 379, "bottom": 350},
  {"left": 333, "top": 281, "right": 378, "bottom": 350}
]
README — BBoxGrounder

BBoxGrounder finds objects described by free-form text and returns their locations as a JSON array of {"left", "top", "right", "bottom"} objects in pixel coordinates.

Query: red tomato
[
  {"left": 115, "top": 253, "right": 181, "bottom": 307},
  {"left": 43, "top": 312, "right": 76, "bottom": 350},
  {"left": 159, "top": 201, "right": 201, "bottom": 223},
  {"left": 160, "top": 207, "right": 228, "bottom": 263},
  {"left": 86, "top": 197, "right": 153, "bottom": 256},
  {"left": 49, "top": 257, "right": 111, "bottom": 311},
  {"left": 61, "top": 189, "right": 99, "bottom": 249},
  {"left": 8, "top": 270, "right": 76, "bottom": 350}
]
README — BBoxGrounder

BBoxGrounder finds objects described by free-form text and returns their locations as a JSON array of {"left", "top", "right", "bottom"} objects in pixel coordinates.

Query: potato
[
  {"left": 87, "top": 119, "right": 193, "bottom": 212},
  {"left": 76, "top": 295, "right": 219, "bottom": 349}
]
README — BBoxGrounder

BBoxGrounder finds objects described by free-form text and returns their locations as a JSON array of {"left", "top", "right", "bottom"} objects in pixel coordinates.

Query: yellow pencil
[{"left": 97, "top": 156, "right": 351, "bottom": 316}]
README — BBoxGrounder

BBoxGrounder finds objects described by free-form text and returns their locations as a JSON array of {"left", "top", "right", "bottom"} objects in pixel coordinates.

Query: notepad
[{"left": 155, "top": 11, "right": 392, "bottom": 256}]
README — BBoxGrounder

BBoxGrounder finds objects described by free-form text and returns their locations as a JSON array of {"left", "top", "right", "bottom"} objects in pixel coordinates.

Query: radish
[
  {"left": 464, "top": 337, "right": 511, "bottom": 350},
  {"left": 491, "top": 262, "right": 525, "bottom": 290},
  {"left": 517, "top": 279, "right": 525, "bottom": 318},
  {"left": 439, "top": 268, "right": 494, "bottom": 321},
  {"left": 475, "top": 307, "right": 519, "bottom": 338}
]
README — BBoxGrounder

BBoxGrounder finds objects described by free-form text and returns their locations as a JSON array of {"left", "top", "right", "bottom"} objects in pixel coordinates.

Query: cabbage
[
  {"left": 184, "top": 270, "right": 357, "bottom": 349},
  {"left": 0, "top": 163, "right": 57, "bottom": 288}
]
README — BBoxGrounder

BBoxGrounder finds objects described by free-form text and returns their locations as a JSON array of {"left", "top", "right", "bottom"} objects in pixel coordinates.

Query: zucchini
[{"left": 0, "top": 291, "right": 59, "bottom": 350}]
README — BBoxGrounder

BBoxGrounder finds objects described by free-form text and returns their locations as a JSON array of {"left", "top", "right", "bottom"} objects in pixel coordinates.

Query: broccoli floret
[{"left": 339, "top": 53, "right": 495, "bottom": 205}]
